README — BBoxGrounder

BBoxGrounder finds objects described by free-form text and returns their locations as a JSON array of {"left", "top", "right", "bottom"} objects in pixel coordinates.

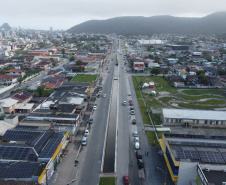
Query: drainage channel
[{"left": 103, "top": 67, "right": 119, "bottom": 173}]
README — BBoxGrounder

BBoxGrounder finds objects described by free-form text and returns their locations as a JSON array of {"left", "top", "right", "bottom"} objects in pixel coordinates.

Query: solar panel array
[
  {"left": 15, "top": 125, "right": 39, "bottom": 130},
  {"left": 0, "top": 162, "right": 40, "bottom": 178},
  {"left": 39, "top": 134, "right": 64, "bottom": 158},
  {"left": 0, "top": 146, "right": 37, "bottom": 161},
  {"left": 34, "top": 132, "right": 53, "bottom": 153},
  {"left": 3, "top": 130, "right": 41, "bottom": 140},
  {"left": 199, "top": 151, "right": 225, "bottom": 164},
  {"left": 173, "top": 145, "right": 226, "bottom": 164}
]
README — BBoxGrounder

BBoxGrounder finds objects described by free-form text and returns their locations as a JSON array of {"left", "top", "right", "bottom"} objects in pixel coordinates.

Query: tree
[
  {"left": 76, "top": 60, "right": 82, "bottom": 65},
  {"left": 18, "top": 78, "right": 23, "bottom": 86},
  {"left": 196, "top": 70, "right": 205, "bottom": 76},
  {"left": 151, "top": 68, "right": 160, "bottom": 76},
  {"left": 69, "top": 56, "right": 75, "bottom": 62}
]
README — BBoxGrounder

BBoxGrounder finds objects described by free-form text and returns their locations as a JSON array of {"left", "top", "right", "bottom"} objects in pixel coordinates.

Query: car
[
  {"left": 134, "top": 137, "right": 139, "bottom": 143},
  {"left": 88, "top": 119, "right": 93, "bottom": 124},
  {"left": 122, "top": 101, "right": 126, "bottom": 106},
  {"left": 129, "top": 100, "right": 133, "bottom": 106},
  {"left": 133, "top": 131, "right": 138, "bottom": 137},
  {"left": 123, "top": 175, "right": 130, "bottom": 184},
  {"left": 136, "top": 150, "right": 143, "bottom": 159},
  {"left": 132, "top": 119, "right": 136, "bottom": 125},
  {"left": 93, "top": 106, "right": 97, "bottom": 111},
  {"left": 102, "top": 94, "right": 106, "bottom": 98},
  {"left": 82, "top": 137, "right": 87, "bottom": 146},
  {"left": 137, "top": 159, "right": 144, "bottom": 168},
  {"left": 130, "top": 107, "right": 134, "bottom": 111},
  {"left": 84, "top": 130, "right": 89, "bottom": 136},
  {"left": 128, "top": 93, "right": 131, "bottom": 96},
  {"left": 130, "top": 110, "right": 135, "bottom": 115},
  {"left": 134, "top": 142, "right": 140, "bottom": 150}
]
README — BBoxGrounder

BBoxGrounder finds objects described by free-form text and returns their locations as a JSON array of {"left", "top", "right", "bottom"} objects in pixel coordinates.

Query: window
[{"left": 166, "top": 118, "right": 169, "bottom": 123}]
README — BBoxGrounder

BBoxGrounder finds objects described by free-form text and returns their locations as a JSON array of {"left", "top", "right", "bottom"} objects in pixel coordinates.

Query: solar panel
[
  {"left": 199, "top": 151, "right": 225, "bottom": 164},
  {"left": 3, "top": 130, "right": 41, "bottom": 140},
  {"left": 176, "top": 150, "right": 200, "bottom": 160}
]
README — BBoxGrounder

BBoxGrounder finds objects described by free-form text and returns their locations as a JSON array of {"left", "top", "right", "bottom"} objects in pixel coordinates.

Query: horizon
[{"left": 1, "top": 11, "right": 225, "bottom": 31}]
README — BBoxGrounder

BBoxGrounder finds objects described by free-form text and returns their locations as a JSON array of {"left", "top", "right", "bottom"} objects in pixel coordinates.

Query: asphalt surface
[{"left": 73, "top": 51, "right": 116, "bottom": 185}]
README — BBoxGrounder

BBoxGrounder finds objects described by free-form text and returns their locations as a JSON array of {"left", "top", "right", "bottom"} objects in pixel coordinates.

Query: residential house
[
  {"left": 9, "top": 90, "right": 33, "bottom": 103},
  {"left": 0, "top": 75, "right": 17, "bottom": 85},
  {"left": 6, "top": 69, "right": 25, "bottom": 77},
  {"left": 0, "top": 98, "right": 19, "bottom": 114}
]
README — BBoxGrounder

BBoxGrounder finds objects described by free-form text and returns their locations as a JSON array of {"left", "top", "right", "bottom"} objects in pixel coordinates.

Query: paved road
[{"left": 73, "top": 50, "right": 116, "bottom": 185}]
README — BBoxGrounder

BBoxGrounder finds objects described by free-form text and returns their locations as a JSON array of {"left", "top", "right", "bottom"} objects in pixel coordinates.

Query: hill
[
  {"left": 0, "top": 23, "right": 11, "bottom": 30},
  {"left": 67, "top": 12, "right": 226, "bottom": 35}
]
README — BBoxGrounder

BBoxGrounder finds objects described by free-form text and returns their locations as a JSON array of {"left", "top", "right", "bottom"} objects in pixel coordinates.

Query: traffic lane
[{"left": 74, "top": 59, "right": 114, "bottom": 185}]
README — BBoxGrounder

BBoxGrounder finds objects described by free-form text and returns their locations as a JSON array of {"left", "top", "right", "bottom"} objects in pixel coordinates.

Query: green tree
[
  {"left": 70, "top": 56, "right": 75, "bottom": 61},
  {"left": 196, "top": 70, "right": 205, "bottom": 76},
  {"left": 76, "top": 60, "right": 82, "bottom": 65},
  {"left": 18, "top": 78, "right": 23, "bottom": 86},
  {"left": 151, "top": 68, "right": 160, "bottom": 76}
]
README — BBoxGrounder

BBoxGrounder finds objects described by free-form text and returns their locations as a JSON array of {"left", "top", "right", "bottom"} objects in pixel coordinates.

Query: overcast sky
[{"left": 1, "top": 0, "right": 226, "bottom": 30}]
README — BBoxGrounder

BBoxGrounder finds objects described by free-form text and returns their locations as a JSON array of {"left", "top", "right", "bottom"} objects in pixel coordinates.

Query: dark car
[
  {"left": 123, "top": 175, "right": 130, "bottom": 184},
  {"left": 137, "top": 159, "right": 144, "bottom": 168},
  {"left": 130, "top": 107, "right": 134, "bottom": 111},
  {"left": 136, "top": 150, "right": 143, "bottom": 159},
  {"left": 132, "top": 119, "right": 136, "bottom": 125},
  {"left": 88, "top": 119, "right": 93, "bottom": 124}
]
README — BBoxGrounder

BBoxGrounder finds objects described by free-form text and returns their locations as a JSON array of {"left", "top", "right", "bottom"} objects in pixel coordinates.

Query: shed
[{"left": 149, "top": 82, "right": 155, "bottom": 89}]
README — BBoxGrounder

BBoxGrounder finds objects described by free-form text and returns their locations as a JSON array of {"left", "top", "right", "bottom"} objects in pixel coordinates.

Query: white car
[
  {"left": 84, "top": 130, "right": 89, "bottom": 136},
  {"left": 93, "top": 106, "right": 97, "bottom": 111},
  {"left": 122, "top": 101, "right": 126, "bottom": 106},
  {"left": 134, "top": 142, "right": 140, "bottom": 150},
  {"left": 102, "top": 94, "right": 106, "bottom": 98},
  {"left": 134, "top": 137, "right": 139, "bottom": 143}
]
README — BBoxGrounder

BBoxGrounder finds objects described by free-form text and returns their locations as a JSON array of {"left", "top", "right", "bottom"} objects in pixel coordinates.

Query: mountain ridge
[{"left": 67, "top": 12, "right": 226, "bottom": 35}]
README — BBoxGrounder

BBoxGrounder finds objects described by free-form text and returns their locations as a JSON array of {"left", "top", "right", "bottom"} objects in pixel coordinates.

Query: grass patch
[
  {"left": 71, "top": 74, "right": 98, "bottom": 82},
  {"left": 180, "top": 94, "right": 223, "bottom": 100},
  {"left": 194, "top": 99, "right": 225, "bottom": 105},
  {"left": 182, "top": 89, "right": 224, "bottom": 96},
  {"left": 132, "top": 76, "right": 142, "bottom": 99},
  {"left": 146, "top": 130, "right": 170, "bottom": 145},
  {"left": 178, "top": 103, "right": 223, "bottom": 109},
  {"left": 151, "top": 114, "right": 161, "bottom": 125},
  {"left": 159, "top": 97, "right": 174, "bottom": 103},
  {"left": 138, "top": 99, "right": 151, "bottom": 125},
  {"left": 99, "top": 177, "right": 116, "bottom": 185}
]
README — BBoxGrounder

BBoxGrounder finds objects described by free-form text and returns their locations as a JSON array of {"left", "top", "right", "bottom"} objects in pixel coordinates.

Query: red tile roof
[
  {"left": 6, "top": 69, "right": 24, "bottom": 73},
  {"left": 42, "top": 82, "right": 56, "bottom": 89},
  {"left": 0, "top": 75, "right": 16, "bottom": 80}
]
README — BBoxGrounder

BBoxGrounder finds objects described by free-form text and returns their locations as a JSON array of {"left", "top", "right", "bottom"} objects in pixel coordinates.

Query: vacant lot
[{"left": 71, "top": 74, "right": 98, "bottom": 82}]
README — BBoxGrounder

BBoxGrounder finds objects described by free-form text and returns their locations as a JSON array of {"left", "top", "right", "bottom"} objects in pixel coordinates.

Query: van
[{"left": 82, "top": 137, "right": 87, "bottom": 146}]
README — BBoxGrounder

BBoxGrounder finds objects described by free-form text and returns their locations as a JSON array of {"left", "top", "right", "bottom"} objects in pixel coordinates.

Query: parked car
[
  {"left": 134, "top": 137, "right": 139, "bottom": 143},
  {"left": 88, "top": 119, "right": 93, "bottom": 124},
  {"left": 133, "top": 131, "right": 138, "bottom": 137},
  {"left": 134, "top": 142, "right": 140, "bottom": 150},
  {"left": 132, "top": 119, "right": 136, "bottom": 125},
  {"left": 102, "top": 94, "right": 106, "bottom": 98},
  {"left": 123, "top": 175, "right": 130, "bottom": 184},
  {"left": 82, "top": 137, "right": 87, "bottom": 146},
  {"left": 137, "top": 159, "right": 144, "bottom": 168},
  {"left": 122, "top": 101, "right": 126, "bottom": 106},
  {"left": 129, "top": 100, "right": 133, "bottom": 106},
  {"left": 130, "top": 107, "right": 134, "bottom": 111},
  {"left": 84, "top": 130, "right": 89, "bottom": 136},
  {"left": 128, "top": 93, "right": 131, "bottom": 96},
  {"left": 136, "top": 150, "right": 143, "bottom": 159},
  {"left": 93, "top": 106, "right": 97, "bottom": 111},
  {"left": 130, "top": 110, "right": 135, "bottom": 115}
]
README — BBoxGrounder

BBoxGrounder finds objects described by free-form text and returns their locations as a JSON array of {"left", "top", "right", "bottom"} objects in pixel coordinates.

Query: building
[
  {"left": 159, "top": 133, "right": 226, "bottom": 185},
  {"left": 6, "top": 69, "right": 25, "bottom": 77},
  {"left": 133, "top": 62, "right": 145, "bottom": 72},
  {"left": 162, "top": 108, "right": 226, "bottom": 127},
  {"left": 136, "top": 40, "right": 164, "bottom": 48},
  {"left": 0, "top": 98, "right": 19, "bottom": 114},
  {"left": 0, "top": 75, "right": 17, "bottom": 85}
]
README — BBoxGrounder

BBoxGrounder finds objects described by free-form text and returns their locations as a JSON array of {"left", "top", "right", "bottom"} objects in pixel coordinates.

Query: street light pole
[{"left": 156, "top": 167, "right": 167, "bottom": 185}]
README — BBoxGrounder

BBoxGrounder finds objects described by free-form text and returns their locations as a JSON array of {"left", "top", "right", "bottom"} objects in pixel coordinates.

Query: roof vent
[{"left": 205, "top": 168, "right": 210, "bottom": 172}]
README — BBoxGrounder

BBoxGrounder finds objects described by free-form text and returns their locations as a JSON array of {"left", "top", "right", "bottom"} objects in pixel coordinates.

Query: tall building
[{"left": 50, "top": 27, "right": 53, "bottom": 32}]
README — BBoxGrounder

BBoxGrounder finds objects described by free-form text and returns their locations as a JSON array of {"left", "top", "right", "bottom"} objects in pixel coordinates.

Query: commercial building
[
  {"left": 133, "top": 62, "right": 145, "bottom": 72},
  {"left": 162, "top": 108, "right": 226, "bottom": 127}
]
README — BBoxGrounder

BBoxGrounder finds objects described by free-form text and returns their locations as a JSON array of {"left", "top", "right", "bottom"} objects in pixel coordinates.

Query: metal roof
[{"left": 163, "top": 108, "right": 226, "bottom": 121}]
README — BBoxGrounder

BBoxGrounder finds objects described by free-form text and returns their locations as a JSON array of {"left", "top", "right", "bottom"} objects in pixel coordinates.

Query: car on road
[
  {"left": 134, "top": 137, "right": 139, "bottom": 143},
  {"left": 130, "top": 110, "right": 135, "bottom": 115},
  {"left": 93, "top": 106, "right": 97, "bottom": 111},
  {"left": 129, "top": 100, "right": 133, "bottom": 106},
  {"left": 133, "top": 131, "right": 138, "bottom": 137},
  {"left": 134, "top": 142, "right": 140, "bottom": 150},
  {"left": 122, "top": 101, "right": 126, "bottom": 106},
  {"left": 128, "top": 93, "right": 131, "bottom": 96},
  {"left": 137, "top": 159, "right": 144, "bottom": 168},
  {"left": 88, "top": 119, "right": 93, "bottom": 124},
  {"left": 123, "top": 175, "right": 130, "bottom": 184},
  {"left": 136, "top": 150, "right": 143, "bottom": 159},
  {"left": 82, "top": 137, "right": 87, "bottom": 146},
  {"left": 132, "top": 119, "right": 136, "bottom": 125},
  {"left": 102, "top": 94, "right": 106, "bottom": 98},
  {"left": 130, "top": 107, "right": 134, "bottom": 111},
  {"left": 84, "top": 130, "right": 89, "bottom": 136}
]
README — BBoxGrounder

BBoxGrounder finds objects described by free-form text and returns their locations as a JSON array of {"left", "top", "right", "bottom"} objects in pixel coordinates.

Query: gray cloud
[{"left": 0, "top": 0, "right": 226, "bottom": 30}]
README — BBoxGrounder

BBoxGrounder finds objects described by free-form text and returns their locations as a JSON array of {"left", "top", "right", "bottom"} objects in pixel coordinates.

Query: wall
[{"left": 177, "top": 161, "right": 198, "bottom": 185}]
